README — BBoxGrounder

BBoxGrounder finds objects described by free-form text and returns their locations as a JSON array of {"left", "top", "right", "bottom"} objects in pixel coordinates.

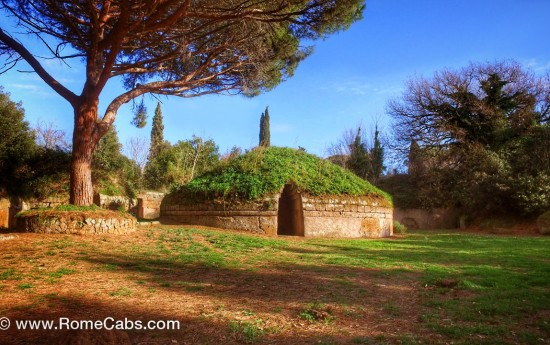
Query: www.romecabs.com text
[{"left": 0, "top": 317, "right": 180, "bottom": 331}]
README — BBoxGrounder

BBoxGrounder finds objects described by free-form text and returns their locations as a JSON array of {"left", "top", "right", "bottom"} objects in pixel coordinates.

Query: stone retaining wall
[
  {"left": 94, "top": 194, "right": 137, "bottom": 214},
  {"left": 161, "top": 196, "right": 278, "bottom": 235},
  {"left": 16, "top": 211, "right": 137, "bottom": 235},
  {"left": 28, "top": 196, "right": 69, "bottom": 209},
  {"left": 394, "top": 207, "right": 460, "bottom": 229},
  {"left": 162, "top": 193, "right": 393, "bottom": 238},
  {"left": 138, "top": 192, "right": 165, "bottom": 219},
  {"left": 303, "top": 196, "right": 393, "bottom": 238}
]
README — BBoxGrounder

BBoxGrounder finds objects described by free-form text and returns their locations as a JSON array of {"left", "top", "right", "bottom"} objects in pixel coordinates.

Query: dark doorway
[{"left": 277, "top": 182, "right": 305, "bottom": 236}]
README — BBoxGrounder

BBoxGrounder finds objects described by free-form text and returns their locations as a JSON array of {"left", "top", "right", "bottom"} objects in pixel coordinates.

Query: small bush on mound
[
  {"left": 171, "top": 147, "right": 392, "bottom": 205},
  {"left": 16, "top": 205, "right": 136, "bottom": 235},
  {"left": 537, "top": 211, "right": 550, "bottom": 235},
  {"left": 393, "top": 220, "right": 408, "bottom": 234}
]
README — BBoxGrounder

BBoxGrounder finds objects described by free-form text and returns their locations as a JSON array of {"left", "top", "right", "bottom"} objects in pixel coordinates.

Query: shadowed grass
[{"left": 0, "top": 227, "right": 548, "bottom": 344}]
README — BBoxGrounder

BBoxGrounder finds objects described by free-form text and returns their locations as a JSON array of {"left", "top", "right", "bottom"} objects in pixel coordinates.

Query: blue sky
[{"left": 1, "top": 0, "right": 549, "bottom": 159}]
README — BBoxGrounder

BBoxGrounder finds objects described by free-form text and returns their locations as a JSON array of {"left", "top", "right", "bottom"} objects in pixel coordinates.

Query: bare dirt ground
[
  {"left": 0, "top": 226, "right": 442, "bottom": 345},
  {"left": 1, "top": 225, "right": 548, "bottom": 345}
]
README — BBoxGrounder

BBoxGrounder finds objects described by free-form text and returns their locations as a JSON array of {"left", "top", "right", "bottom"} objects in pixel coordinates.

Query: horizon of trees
[{"left": 3, "top": 59, "right": 550, "bottom": 219}]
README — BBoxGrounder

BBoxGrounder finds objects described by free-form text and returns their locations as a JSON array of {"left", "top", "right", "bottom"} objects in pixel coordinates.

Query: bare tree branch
[{"left": 0, "top": 27, "right": 78, "bottom": 105}]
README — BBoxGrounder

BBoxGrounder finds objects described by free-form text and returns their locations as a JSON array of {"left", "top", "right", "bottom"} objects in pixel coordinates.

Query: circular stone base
[{"left": 16, "top": 209, "right": 137, "bottom": 235}]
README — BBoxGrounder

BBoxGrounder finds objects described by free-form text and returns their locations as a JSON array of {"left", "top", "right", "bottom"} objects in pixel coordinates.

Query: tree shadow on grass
[
  {"left": 82, "top": 252, "right": 415, "bottom": 308},
  {"left": 2, "top": 291, "right": 424, "bottom": 345},
  {"left": 293, "top": 234, "right": 550, "bottom": 271}
]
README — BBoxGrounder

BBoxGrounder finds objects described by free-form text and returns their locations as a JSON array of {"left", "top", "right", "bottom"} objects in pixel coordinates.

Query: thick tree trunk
[{"left": 70, "top": 100, "right": 101, "bottom": 206}]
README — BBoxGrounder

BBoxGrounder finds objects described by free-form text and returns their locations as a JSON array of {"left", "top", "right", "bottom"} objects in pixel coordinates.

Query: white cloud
[
  {"left": 8, "top": 83, "right": 55, "bottom": 97},
  {"left": 524, "top": 59, "right": 550, "bottom": 74},
  {"left": 271, "top": 123, "right": 293, "bottom": 133},
  {"left": 328, "top": 80, "right": 402, "bottom": 97}
]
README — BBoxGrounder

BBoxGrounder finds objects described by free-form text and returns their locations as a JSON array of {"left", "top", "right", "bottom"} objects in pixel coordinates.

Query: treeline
[
  {"left": 0, "top": 87, "right": 70, "bottom": 200},
  {"left": 0, "top": 88, "right": 223, "bottom": 200},
  {"left": 4, "top": 59, "right": 550, "bottom": 220},
  {"left": 379, "top": 60, "right": 550, "bottom": 217},
  {"left": 1, "top": 89, "right": 276, "bottom": 201},
  {"left": 0, "top": 86, "right": 142, "bottom": 200},
  {"left": 327, "top": 60, "right": 550, "bottom": 219}
]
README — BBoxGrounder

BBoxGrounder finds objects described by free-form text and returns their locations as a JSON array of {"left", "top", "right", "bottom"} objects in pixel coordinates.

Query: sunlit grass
[{"left": 1, "top": 227, "right": 548, "bottom": 344}]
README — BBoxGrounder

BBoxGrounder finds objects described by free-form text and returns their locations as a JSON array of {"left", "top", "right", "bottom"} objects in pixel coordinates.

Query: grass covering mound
[
  {"left": 17, "top": 204, "right": 134, "bottom": 220},
  {"left": 172, "top": 147, "right": 391, "bottom": 204}
]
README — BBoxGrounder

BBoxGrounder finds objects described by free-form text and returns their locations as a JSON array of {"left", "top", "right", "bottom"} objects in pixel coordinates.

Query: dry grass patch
[{"left": 0, "top": 227, "right": 548, "bottom": 344}]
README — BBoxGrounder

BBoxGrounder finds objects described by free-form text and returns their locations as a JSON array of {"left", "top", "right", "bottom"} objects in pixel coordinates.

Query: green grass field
[{"left": 0, "top": 227, "right": 548, "bottom": 344}]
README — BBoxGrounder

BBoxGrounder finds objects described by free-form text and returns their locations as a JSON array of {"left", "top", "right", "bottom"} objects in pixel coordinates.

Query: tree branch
[{"left": 0, "top": 27, "right": 78, "bottom": 105}]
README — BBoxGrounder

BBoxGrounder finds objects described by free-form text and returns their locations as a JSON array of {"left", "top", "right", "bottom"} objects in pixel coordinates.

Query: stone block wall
[
  {"left": 161, "top": 196, "right": 278, "bottom": 235},
  {"left": 28, "top": 196, "right": 69, "bottom": 209},
  {"left": 138, "top": 192, "right": 165, "bottom": 220},
  {"left": 0, "top": 198, "right": 9, "bottom": 228},
  {"left": 162, "top": 193, "right": 393, "bottom": 238},
  {"left": 16, "top": 211, "right": 137, "bottom": 235},
  {"left": 94, "top": 194, "right": 137, "bottom": 214},
  {"left": 302, "top": 196, "right": 393, "bottom": 238}
]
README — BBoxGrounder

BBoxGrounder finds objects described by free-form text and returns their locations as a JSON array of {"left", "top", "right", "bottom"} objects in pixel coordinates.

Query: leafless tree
[
  {"left": 326, "top": 127, "right": 357, "bottom": 168},
  {"left": 388, "top": 61, "right": 550, "bottom": 153},
  {"left": 123, "top": 136, "right": 149, "bottom": 172},
  {"left": 33, "top": 119, "right": 71, "bottom": 151}
]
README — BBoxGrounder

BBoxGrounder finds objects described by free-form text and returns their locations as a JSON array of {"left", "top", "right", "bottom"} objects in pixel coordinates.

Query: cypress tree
[
  {"left": 370, "top": 126, "right": 384, "bottom": 182},
  {"left": 348, "top": 127, "right": 371, "bottom": 180},
  {"left": 148, "top": 102, "right": 165, "bottom": 161},
  {"left": 259, "top": 106, "right": 271, "bottom": 147}
]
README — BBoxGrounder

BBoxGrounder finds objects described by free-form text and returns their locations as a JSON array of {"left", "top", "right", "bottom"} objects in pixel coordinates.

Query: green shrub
[
  {"left": 393, "top": 220, "right": 407, "bottom": 234},
  {"left": 299, "top": 303, "right": 334, "bottom": 324}
]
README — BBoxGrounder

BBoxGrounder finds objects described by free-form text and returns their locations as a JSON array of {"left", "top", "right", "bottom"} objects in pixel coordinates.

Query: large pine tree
[
  {"left": 259, "top": 106, "right": 271, "bottom": 147},
  {"left": 0, "top": 0, "right": 365, "bottom": 205},
  {"left": 149, "top": 102, "right": 165, "bottom": 161}
]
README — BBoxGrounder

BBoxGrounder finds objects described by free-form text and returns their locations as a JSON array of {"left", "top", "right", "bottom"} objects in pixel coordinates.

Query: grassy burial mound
[
  {"left": 164, "top": 147, "right": 393, "bottom": 238},
  {"left": 169, "top": 147, "right": 392, "bottom": 205}
]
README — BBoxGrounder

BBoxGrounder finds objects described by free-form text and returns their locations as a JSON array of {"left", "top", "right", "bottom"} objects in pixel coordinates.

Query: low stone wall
[
  {"left": 94, "top": 194, "right": 137, "bottom": 214},
  {"left": 3, "top": 196, "right": 70, "bottom": 229},
  {"left": 16, "top": 210, "right": 137, "bottom": 235},
  {"left": 28, "top": 196, "right": 69, "bottom": 209},
  {"left": 162, "top": 193, "right": 393, "bottom": 238},
  {"left": 303, "top": 196, "right": 393, "bottom": 238},
  {"left": 394, "top": 208, "right": 460, "bottom": 229},
  {"left": 0, "top": 198, "right": 9, "bottom": 228},
  {"left": 161, "top": 196, "right": 278, "bottom": 235},
  {"left": 138, "top": 192, "right": 165, "bottom": 220}
]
